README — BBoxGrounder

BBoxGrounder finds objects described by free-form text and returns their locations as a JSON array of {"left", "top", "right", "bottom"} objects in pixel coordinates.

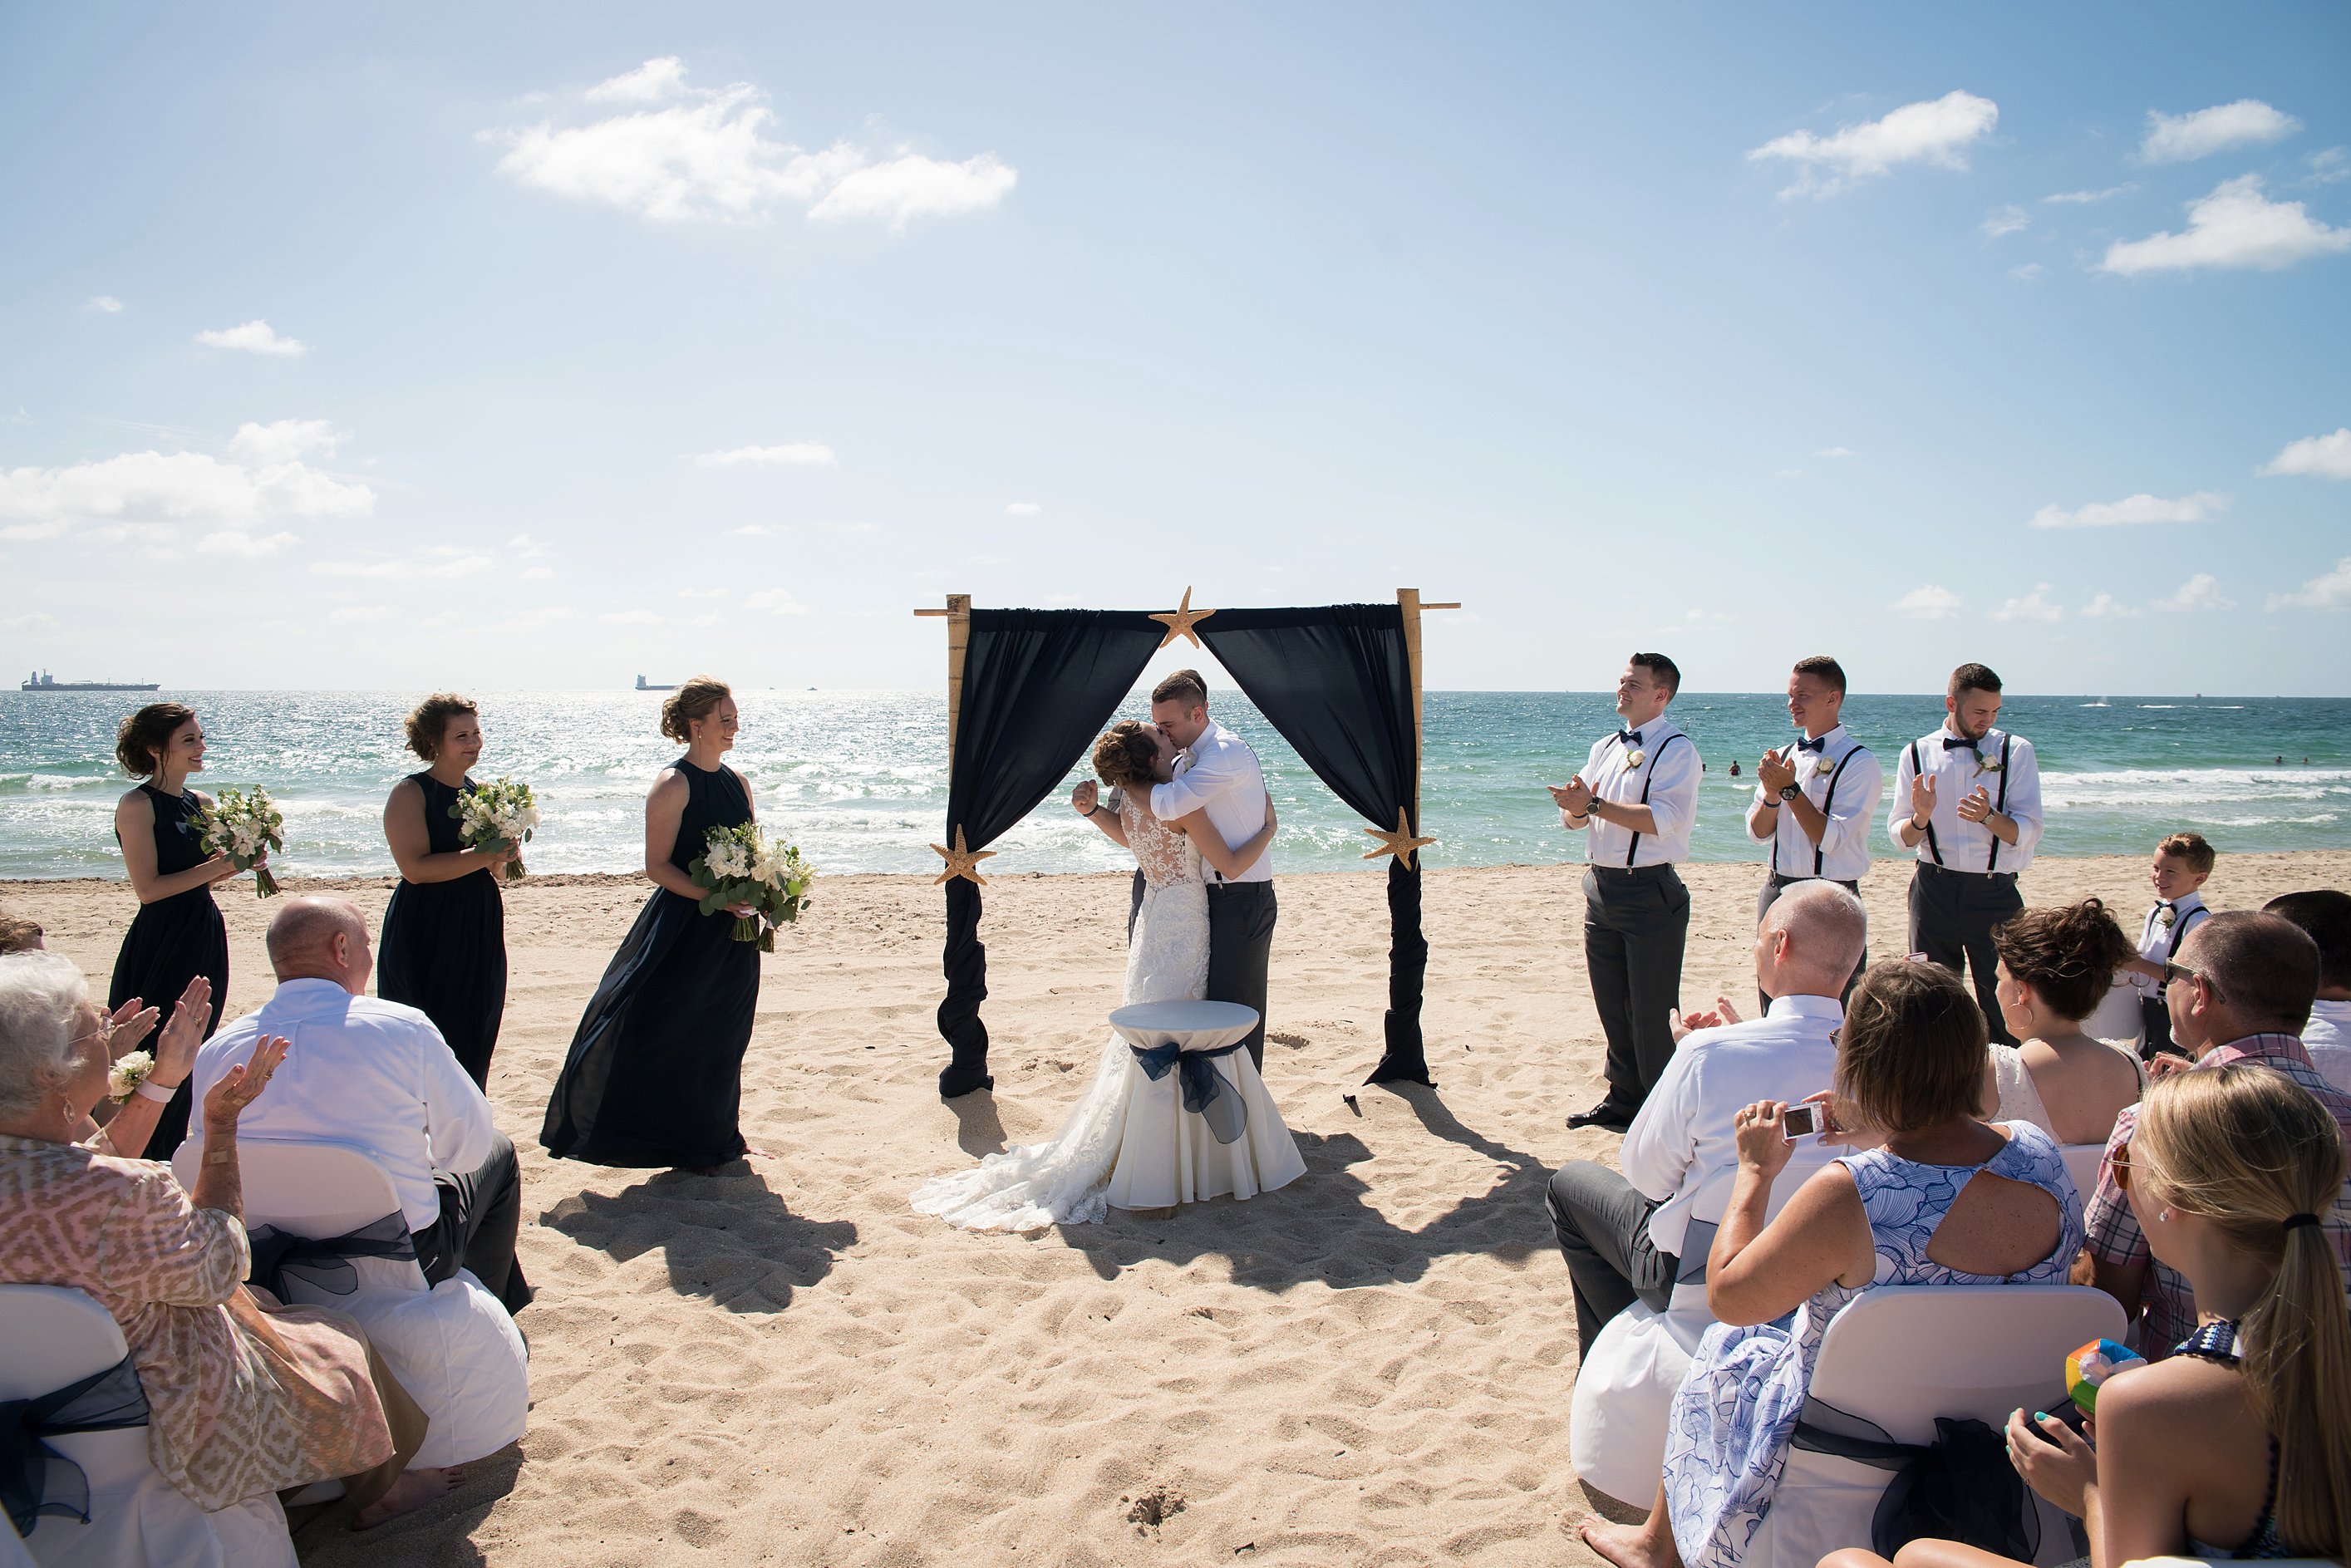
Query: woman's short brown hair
[
  {"left": 0, "top": 910, "right": 43, "bottom": 955},
  {"left": 114, "top": 703, "right": 197, "bottom": 778},
  {"left": 659, "top": 676, "right": 733, "bottom": 743},
  {"left": 1992, "top": 897, "right": 2137, "bottom": 1021},
  {"left": 1092, "top": 721, "right": 1159, "bottom": 792},
  {"left": 402, "top": 693, "right": 479, "bottom": 761},
  {"left": 1835, "top": 958, "right": 1990, "bottom": 1135}
]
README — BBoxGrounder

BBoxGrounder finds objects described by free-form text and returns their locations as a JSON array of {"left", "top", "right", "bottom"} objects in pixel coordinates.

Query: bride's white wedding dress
[{"left": 912, "top": 794, "right": 1306, "bottom": 1232}]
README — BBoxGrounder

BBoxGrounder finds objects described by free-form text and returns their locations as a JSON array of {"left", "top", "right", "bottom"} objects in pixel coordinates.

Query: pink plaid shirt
[{"left": 2083, "top": 1033, "right": 2351, "bottom": 1355}]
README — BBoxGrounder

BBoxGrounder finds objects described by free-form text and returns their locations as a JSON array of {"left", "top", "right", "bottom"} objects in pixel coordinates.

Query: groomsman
[
  {"left": 1890, "top": 661, "right": 2045, "bottom": 1045},
  {"left": 1549, "top": 654, "right": 1702, "bottom": 1131},
  {"left": 1744, "top": 655, "right": 1881, "bottom": 1011}
]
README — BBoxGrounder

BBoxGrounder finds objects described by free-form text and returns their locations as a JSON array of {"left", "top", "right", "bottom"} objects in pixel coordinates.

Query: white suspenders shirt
[
  {"left": 1747, "top": 724, "right": 1881, "bottom": 883},
  {"left": 1578, "top": 717, "right": 1700, "bottom": 868},
  {"left": 1887, "top": 724, "right": 2045, "bottom": 875},
  {"left": 2127, "top": 892, "right": 2209, "bottom": 999}
]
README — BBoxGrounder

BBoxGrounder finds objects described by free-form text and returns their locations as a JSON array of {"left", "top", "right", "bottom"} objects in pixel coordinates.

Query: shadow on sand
[{"left": 540, "top": 1163, "right": 858, "bottom": 1315}]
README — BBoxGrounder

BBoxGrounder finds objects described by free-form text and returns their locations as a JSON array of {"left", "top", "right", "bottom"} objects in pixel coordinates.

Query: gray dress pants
[
  {"left": 1906, "top": 863, "right": 2024, "bottom": 1045},
  {"left": 1544, "top": 1160, "right": 1675, "bottom": 1358},
  {"left": 1582, "top": 864, "right": 1690, "bottom": 1113}
]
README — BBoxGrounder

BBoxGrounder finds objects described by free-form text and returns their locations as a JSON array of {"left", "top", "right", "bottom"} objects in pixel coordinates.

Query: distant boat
[
  {"left": 21, "top": 670, "right": 160, "bottom": 693},
  {"left": 633, "top": 675, "right": 676, "bottom": 691}
]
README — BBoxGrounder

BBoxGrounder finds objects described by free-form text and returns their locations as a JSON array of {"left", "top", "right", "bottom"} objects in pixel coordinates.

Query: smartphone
[{"left": 1781, "top": 1104, "right": 1817, "bottom": 1138}]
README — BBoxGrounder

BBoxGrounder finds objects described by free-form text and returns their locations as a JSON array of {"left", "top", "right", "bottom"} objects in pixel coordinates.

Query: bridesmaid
[
  {"left": 109, "top": 701, "right": 244, "bottom": 1158},
  {"left": 377, "top": 693, "right": 514, "bottom": 1089},
  {"left": 541, "top": 676, "right": 764, "bottom": 1171}
]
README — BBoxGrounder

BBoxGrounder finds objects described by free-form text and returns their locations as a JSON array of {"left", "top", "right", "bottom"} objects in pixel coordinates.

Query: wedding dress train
[{"left": 912, "top": 796, "right": 1304, "bottom": 1231}]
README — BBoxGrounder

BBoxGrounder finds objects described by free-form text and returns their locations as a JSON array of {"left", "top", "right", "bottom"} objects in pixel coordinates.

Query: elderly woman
[
  {"left": 0, "top": 951, "right": 455, "bottom": 1527},
  {"left": 1580, "top": 958, "right": 2084, "bottom": 1568}
]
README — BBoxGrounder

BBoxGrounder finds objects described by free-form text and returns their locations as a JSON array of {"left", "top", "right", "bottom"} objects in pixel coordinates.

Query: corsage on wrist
[{"left": 106, "top": 1051, "right": 156, "bottom": 1104}]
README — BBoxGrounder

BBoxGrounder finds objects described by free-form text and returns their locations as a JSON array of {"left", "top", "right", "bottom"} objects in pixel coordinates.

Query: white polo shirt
[{"left": 1749, "top": 724, "right": 1882, "bottom": 883}]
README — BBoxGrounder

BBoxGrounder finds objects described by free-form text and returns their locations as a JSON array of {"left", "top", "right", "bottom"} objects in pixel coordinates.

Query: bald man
[
  {"left": 189, "top": 897, "right": 530, "bottom": 1313},
  {"left": 1543, "top": 881, "right": 1867, "bottom": 1357}
]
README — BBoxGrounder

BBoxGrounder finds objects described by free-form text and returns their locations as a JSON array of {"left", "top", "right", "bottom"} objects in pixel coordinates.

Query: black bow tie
[
  {"left": 1796, "top": 735, "right": 1827, "bottom": 754},
  {"left": 1941, "top": 735, "right": 1980, "bottom": 751},
  {"left": 1617, "top": 729, "right": 1643, "bottom": 747}
]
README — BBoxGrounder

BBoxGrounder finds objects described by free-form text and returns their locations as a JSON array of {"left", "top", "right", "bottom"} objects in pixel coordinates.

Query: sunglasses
[
  {"left": 2110, "top": 1143, "right": 2132, "bottom": 1192},
  {"left": 2161, "top": 961, "right": 2201, "bottom": 988}
]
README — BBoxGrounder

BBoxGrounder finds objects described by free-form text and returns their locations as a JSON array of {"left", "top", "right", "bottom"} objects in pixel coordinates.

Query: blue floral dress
[{"left": 1661, "top": 1122, "right": 2084, "bottom": 1567}]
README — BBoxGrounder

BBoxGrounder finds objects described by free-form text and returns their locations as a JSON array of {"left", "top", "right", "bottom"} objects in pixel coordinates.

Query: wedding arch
[{"left": 913, "top": 587, "right": 1458, "bottom": 1099}]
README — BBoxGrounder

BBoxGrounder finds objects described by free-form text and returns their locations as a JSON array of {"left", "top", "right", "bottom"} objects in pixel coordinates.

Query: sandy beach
[{"left": 7, "top": 848, "right": 2344, "bottom": 1568}]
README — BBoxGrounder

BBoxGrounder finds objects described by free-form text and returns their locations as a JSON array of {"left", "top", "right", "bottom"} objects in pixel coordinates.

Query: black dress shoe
[{"left": 1566, "top": 1100, "right": 1636, "bottom": 1132}]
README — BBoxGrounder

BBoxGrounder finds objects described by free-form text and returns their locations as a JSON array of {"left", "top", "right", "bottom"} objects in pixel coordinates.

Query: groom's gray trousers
[{"left": 1129, "top": 872, "right": 1278, "bottom": 1069}]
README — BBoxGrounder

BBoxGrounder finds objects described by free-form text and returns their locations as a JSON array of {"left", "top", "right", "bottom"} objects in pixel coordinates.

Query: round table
[{"left": 1107, "top": 1000, "right": 1261, "bottom": 1055}]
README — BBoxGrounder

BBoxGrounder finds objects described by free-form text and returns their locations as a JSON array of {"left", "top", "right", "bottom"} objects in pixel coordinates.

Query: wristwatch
[{"left": 1778, "top": 784, "right": 1801, "bottom": 804}]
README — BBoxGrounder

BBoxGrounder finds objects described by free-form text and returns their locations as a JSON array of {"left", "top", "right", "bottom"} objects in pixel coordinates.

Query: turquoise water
[{"left": 2, "top": 688, "right": 2344, "bottom": 881}]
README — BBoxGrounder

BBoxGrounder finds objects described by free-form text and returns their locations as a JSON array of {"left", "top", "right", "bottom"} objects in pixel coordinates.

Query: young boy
[
  {"left": 2265, "top": 888, "right": 2351, "bottom": 1094},
  {"left": 2118, "top": 831, "right": 2215, "bottom": 1059}
]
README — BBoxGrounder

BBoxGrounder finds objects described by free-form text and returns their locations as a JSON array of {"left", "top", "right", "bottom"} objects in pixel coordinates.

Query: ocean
[{"left": 2, "top": 689, "right": 2345, "bottom": 882}]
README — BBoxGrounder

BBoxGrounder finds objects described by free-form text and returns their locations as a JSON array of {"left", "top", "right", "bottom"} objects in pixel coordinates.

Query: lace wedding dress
[{"left": 912, "top": 794, "right": 1302, "bottom": 1231}]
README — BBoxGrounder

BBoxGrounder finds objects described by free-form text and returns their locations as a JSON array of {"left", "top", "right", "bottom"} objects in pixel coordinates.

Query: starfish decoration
[
  {"left": 1149, "top": 585, "right": 1217, "bottom": 649},
  {"left": 1360, "top": 808, "right": 1437, "bottom": 869},
  {"left": 929, "top": 825, "right": 997, "bottom": 887}
]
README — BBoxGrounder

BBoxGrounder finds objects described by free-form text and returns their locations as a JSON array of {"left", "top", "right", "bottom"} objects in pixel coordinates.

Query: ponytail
[{"left": 2135, "top": 1065, "right": 2351, "bottom": 1556}]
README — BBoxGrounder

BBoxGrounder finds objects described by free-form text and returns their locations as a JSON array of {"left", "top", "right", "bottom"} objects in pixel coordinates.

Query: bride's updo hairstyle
[
  {"left": 1092, "top": 721, "right": 1158, "bottom": 792},
  {"left": 1991, "top": 898, "right": 2136, "bottom": 1022},
  {"left": 659, "top": 676, "right": 733, "bottom": 743},
  {"left": 1832, "top": 957, "right": 1988, "bottom": 1135},
  {"left": 403, "top": 693, "right": 479, "bottom": 761}
]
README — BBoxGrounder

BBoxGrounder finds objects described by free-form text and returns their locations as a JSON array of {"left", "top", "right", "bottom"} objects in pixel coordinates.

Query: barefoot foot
[
  {"left": 1578, "top": 1515, "right": 1677, "bottom": 1568},
  {"left": 352, "top": 1466, "right": 464, "bottom": 1529}
]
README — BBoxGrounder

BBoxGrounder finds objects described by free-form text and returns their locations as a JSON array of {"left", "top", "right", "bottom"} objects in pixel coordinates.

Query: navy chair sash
[
  {"left": 245, "top": 1212, "right": 417, "bottom": 1302},
  {"left": 1127, "top": 1040, "right": 1250, "bottom": 1144},
  {"left": 2, "top": 1354, "right": 150, "bottom": 1536}
]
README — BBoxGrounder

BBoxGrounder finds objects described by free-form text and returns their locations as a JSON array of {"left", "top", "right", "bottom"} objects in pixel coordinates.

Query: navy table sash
[
  {"left": 2, "top": 1353, "right": 150, "bottom": 1536},
  {"left": 244, "top": 1212, "right": 417, "bottom": 1303},
  {"left": 1127, "top": 1039, "right": 1250, "bottom": 1143}
]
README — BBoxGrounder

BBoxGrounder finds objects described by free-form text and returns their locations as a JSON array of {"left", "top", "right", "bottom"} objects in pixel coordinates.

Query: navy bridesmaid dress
[
  {"left": 378, "top": 772, "right": 509, "bottom": 1088},
  {"left": 109, "top": 784, "right": 229, "bottom": 1158}
]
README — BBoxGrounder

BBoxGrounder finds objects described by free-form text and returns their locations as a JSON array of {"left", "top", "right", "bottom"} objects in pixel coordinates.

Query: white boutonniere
[
  {"left": 1977, "top": 753, "right": 2004, "bottom": 775},
  {"left": 1626, "top": 748, "right": 1646, "bottom": 769},
  {"left": 2157, "top": 905, "right": 2176, "bottom": 928},
  {"left": 106, "top": 1050, "right": 155, "bottom": 1103}
]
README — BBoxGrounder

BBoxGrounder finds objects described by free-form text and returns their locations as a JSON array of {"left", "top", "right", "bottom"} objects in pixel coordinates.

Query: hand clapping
[
  {"left": 201, "top": 1035, "right": 288, "bottom": 1128},
  {"left": 1956, "top": 784, "right": 1996, "bottom": 824},
  {"left": 150, "top": 976, "right": 214, "bottom": 1089},
  {"left": 1547, "top": 775, "right": 1595, "bottom": 817},
  {"left": 1909, "top": 771, "right": 1940, "bottom": 825},
  {"left": 1756, "top": 749, "right": 1797, "bottom": 796}
]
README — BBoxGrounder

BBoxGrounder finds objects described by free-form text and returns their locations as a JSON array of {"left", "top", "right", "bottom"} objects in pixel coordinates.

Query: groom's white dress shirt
[
  {"left": 188, "top": 978, "right": 496, "bottom": 1232},
  {"left": 1620, "top": 994, "right": 1844, "bottom": 1258},
  {"left": 1149, "top": 719, "right": 1272, "bottom": 884},
  {"left": 1577, "top": 717, "right": 1700, "bottom": 868}
]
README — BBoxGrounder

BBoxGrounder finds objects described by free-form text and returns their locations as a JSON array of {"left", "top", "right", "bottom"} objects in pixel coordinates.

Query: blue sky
[{"left": 3, "top": 3, "right": 2348, "bottom": 696}]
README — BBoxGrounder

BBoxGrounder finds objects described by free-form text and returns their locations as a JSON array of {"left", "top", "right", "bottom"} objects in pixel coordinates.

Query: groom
[{"left": 1144, "top": 670, "right": 1277, "bottom": 1069}]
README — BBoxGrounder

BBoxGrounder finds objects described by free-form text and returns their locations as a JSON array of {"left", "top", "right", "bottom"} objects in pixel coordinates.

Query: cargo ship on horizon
[{"left": 21, "top": 670, "right": 160, "bottom": 693}]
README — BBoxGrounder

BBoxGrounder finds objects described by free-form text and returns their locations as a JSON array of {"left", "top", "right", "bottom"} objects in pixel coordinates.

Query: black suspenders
[
  {"left": 1812, "top": 746, "right": 1863, "bottom": 877},
  {"left": 1910, "top": 740, "right": 1945, "bottom": 866},
  {"left": 1622, "top": 733, "right": 1683, "bottom": 868},
  {"left": 1985, "top": 735, "right": 2014, "bottom": 872}
]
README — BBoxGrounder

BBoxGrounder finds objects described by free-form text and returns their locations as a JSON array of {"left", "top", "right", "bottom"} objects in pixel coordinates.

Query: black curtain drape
[
  {"left": 1197, "top": 605, "right": 1433, "bottom": 1085},
  {"left": 937, "top": 609, "right": 1164, "bottom": 1096}
]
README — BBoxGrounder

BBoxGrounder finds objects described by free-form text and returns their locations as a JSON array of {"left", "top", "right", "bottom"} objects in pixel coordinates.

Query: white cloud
[
  {"left": 1891, "top": 584, "right": 1962, "bottom": 620},
  {"left": 691, "top": 442, "right": 835, "bottom": 468},
  {"left": 521, "top": 566, "right": 555, "bottom": 580},
  {"left": 679, "top": 587, "right": 730, "bottom": 599},
  {"left": 197, "top": 529, "right": 299, "bottom": 558},
  {"left": 2029, "top": 490, "right": 2227, "bottom": 528},
  {"left": 1992, "top": 584, "right": 2064, "bottom": 623},
  {"left": 86, "top": 295, "right": 124, "bottom": 313},
  {"left": 2268, "top": 557, "right": 2351, "bottom": 611},
  {"left": 583, "top": 56, "right": 689, "bottom": 104},
  {"left": 744, "top": 588, "right": 808, "bottom": 615},
  {"left": 2, "top": 612, "right": 60, "bottom": 632},
  {"left": 598, "top": 608, "right": 662, "bottom": 625},
  {"left": 1748, "top": 91, "right": 1999, "bottom": 198},
  {"left": 1003, "top": 501, "right": 1042, "bottom": 515},
  {"left": 2009, "top": 263, "right": 2045, "bottom": 282},
  {"left": 2152, "top": 573, "right": 2235, "bottom": 612},
  {"left": 329, "top": 605, "right": 393, "bottom": 622},
  {"left": 2098, "top": 175, "right": 2351, "bottom": 274},
  {"left": 2139, "top": 100, "right": 2301, "bottom": 165},
  {"left": 1981, "top": 204, "right": 2029, "bottom": 238},
  {"left": 194, "top": 319, "right": 308, "bottom": 356},
  {"left": 506, "top": 532, "right": 553, "bottom": 556},
  {"left": 2309, "top": 149, "right": 2350, "bottom": 184},
  {"left": 2042, "top": 184, "right": 2135, "bottom": 204},
  {"left": 312, "top": 554, "right": 491, "bottom": 579},
  {"left": 227, "top": 419, "right": 341, "bottom": 465},
  {"left": 0, "top": 447, "right": 372, "bottom": 527},
  {"left": 2079, "top": 592, "right": 2142, "bottom": 619},
  {"left": 487, "top": 58, "right": 1016, "bottom": 229},
  {"left": 1813, "top": 447, "right": 1854, "bottom": 459},
  {"left": 2260, "top": 428, "right": 2351, "bottom": 479},
  {"left": 729, "top": 523, "right": 789, "bottom": 538}
]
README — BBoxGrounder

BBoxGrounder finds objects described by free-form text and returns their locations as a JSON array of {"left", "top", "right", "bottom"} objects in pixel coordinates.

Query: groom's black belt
[
  {"left": 1589, "top": 863, "right": 1677, "bottom": 882},
  {"left": 1204, "top": 881, "right": 1272, "bottom": 897}
]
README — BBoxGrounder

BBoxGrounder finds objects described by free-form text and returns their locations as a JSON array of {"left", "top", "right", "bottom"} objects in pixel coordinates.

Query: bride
[{"left": 912, "top": 720, "right": 1306, "bottom": 1231}]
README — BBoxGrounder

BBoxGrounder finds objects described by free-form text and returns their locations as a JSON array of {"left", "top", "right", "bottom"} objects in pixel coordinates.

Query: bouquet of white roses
[
  {"left": 688, "top": 822, "right": 814, "bottom": 951},
  {"left": 106, "top": 1050, "right": 156, "bottom": 1103},
  {"left": 196, "top": 785, "right": 283, "bottom": 897},
  {"left": 452, "top": 776, "right": 538, "bottom": 882}
]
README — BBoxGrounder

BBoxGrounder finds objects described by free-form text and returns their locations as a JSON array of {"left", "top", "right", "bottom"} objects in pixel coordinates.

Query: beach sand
[{"left": 7, "top": 848, "right": 2345, "bottom": 1566}]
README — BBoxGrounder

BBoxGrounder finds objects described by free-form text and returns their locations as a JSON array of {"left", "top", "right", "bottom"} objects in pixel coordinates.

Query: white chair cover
[
  {"left": 2058, "top": 1143, "right": 2107, "bottom": 1205},
  {"left": 1103, "top": 1002, "right": 1306, "bottom": 1209},
  {"left": 172, "top": 1139, "right": 529, "bottom": 1470},
  {"left": 2083, "top": 977, "right": 2144, "bottom": 1052},
  {"left": 0, "top": 1285, "right": 294, "bottom": 1568},
  {"left": 1750, "top": 1283, "right": 2124, "bottom": 1567}
]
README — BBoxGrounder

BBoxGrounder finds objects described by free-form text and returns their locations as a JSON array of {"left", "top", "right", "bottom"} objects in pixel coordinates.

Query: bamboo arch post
[
  {"left": 1395, "top": 588, "right": 1461, "bottom": 844},
  {"left": 913, "top": 593, "right": 972, "bottom": 771}
]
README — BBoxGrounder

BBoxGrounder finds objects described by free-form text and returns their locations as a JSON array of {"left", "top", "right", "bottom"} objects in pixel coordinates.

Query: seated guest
[
  {"left": 1578, "top": 958, "right": 2082, "bottom": 1566},
  {"left": 1547, "top": 880, "right": 1867, "bottom": 1358},
  {"left": 187, "top": 897, "right": 530, "bottom": 1314},
  {"left": 0, "top": 908, "right": 42, "bottom": 953},
  {"left": 2083, "top": 911, "right": 2351, "bottom": 1357},
  {"left": 0, "top": 951, "right": 458, "bottom": 1526},
  {"left": 1824, "top": 1064, "right": 2351, "bottom": 1567},
  {"left": 2267, "top": 889, "right": 2351, "bottom": 1094},
  {"left": 1985, "top": 898, "right": 2145, "bottom": 1145}
]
